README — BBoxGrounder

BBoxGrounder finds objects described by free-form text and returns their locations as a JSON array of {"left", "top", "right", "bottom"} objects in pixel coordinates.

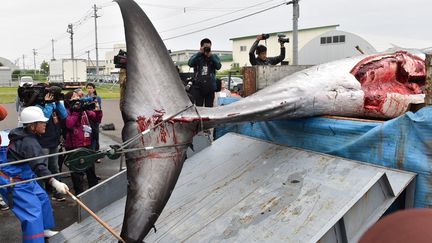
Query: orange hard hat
[{"left": 0, "top": 105, "right": 7, "bottom": 121}]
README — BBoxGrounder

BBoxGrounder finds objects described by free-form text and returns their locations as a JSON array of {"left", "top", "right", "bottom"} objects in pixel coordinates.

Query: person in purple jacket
[{"left": 63, "top": 91, "right": 102, "bottom": 195}]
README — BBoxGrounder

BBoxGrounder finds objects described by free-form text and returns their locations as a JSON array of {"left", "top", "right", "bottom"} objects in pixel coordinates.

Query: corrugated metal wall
[{"left": 0, "top": 68, "right": 12, "bottom": 86}]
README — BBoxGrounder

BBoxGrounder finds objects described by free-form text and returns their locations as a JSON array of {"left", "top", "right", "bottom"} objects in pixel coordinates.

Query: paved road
[
  {"left": 0, "top": 99, "right": 124, "bottom": 242},
  {"left": 0, "top": 99, "right": 123, "bottom": 141}
]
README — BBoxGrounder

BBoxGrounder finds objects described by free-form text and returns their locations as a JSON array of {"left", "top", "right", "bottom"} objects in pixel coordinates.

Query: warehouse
[
  {"left": 230, "top": 25, "right": 376, "bottom": 66},
  {"left": 0, "top": 57, "right": 17, "bottom": 86}
]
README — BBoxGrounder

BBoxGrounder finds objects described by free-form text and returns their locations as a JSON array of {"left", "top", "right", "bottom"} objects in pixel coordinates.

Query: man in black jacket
[
  {"left": 249, "top": 34, "right": 286, "bottom": 66},
  {"left": 188, "top": 38, "right": 222, "bottom": 107}
]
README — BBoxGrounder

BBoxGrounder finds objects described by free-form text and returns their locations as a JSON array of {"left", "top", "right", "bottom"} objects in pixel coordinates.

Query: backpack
[{"left": 194, "top": 60, "right": 216, "bottom": 95}]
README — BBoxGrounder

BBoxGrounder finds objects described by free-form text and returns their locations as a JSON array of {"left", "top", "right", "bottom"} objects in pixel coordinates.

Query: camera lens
[{"left": 204, "top": 47, "right": 211, "bottom": 53}]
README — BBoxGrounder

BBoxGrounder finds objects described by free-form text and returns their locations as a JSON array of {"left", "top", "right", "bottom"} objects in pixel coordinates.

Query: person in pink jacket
[{"left": 63, "top": 91, "right": 103, "bottom": 195}]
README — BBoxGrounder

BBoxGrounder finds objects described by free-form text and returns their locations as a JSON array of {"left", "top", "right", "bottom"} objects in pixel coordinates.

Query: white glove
[{"left": 51, "top": 178, "right": 69, "bottom": 194}]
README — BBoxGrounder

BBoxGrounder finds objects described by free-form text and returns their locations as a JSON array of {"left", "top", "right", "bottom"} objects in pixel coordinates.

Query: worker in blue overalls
[{"left": 0, "top": 106, "right": 69, "bottom": 243}]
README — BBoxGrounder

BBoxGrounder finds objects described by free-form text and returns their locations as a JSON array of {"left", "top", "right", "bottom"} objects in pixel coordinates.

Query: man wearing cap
[{"left": 0, "top": 106, "right": 69, "bottom": 242}]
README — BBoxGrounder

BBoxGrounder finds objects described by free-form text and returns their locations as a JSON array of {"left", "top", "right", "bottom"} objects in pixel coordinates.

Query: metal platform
[{"left": 50, "top": 133, "right": 415, "bottom": 243}]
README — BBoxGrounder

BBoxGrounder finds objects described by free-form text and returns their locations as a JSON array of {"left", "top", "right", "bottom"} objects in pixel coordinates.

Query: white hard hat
[{"left": 19, "top": 106, "right": 49, "bottom": 124}]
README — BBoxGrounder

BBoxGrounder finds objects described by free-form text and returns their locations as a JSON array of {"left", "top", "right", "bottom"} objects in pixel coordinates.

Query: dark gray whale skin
[{"left": 116, "top": 0, "right": 196, "bottom": 242}]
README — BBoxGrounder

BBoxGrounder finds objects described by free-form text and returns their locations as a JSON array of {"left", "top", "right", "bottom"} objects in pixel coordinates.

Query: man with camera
[
  {"left": 16, "top": 83, "right": 68, "bottom": 201},
  {"left": 187, "top": 38, "right": 222, "bottom": 107},
  {"left": 36, "top": 88, "right": 68, "bottom": 201},
  {"left": 249, "top": 34, "right": 288, "bottom": 66}
]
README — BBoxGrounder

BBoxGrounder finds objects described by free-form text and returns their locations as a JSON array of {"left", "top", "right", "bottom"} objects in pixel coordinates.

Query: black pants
[
  {"left": 191, "top": 87, "right": 215, "bottom": 107},
  {"left": 71, "top": 164, "right": 98, "bottom": 195},
  {"left": 67, "top": 147, "right": 98, "bottom": 195}
]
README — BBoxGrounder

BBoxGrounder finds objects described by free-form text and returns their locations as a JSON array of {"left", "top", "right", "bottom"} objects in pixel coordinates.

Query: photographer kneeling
[
  {"left": 64, "top": 91, "right": 102, "bottom": 195},
  {"left": 249, "top": 34, "right": 287, "bottom": 66}
]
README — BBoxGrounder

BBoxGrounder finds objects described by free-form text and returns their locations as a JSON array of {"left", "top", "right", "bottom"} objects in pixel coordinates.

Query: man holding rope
[{"left": 0, "top": 106, "right": 68, "bottom": 243}]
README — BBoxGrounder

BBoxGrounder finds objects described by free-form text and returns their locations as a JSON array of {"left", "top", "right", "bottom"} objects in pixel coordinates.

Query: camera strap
[{"left": 82, "top": 112, "right": 91, "bottom": 131}]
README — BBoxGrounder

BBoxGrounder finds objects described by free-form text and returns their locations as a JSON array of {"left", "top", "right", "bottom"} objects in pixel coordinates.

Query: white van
[{"left": 19, "top": 76, "right": 34, "bottom": 87}]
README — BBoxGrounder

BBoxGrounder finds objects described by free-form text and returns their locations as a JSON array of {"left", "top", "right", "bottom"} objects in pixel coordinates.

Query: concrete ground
[{"left": 0, "top": 99, "right": 124, "bottom": 242}]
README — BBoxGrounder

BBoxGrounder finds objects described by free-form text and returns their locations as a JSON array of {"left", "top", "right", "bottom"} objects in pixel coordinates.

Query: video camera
[
  {"left": 261, "top": 33, "right": 270, "bottom": 40},
  {"left": 278, "top": 34, "right": 290, "bottom": 44},
  {"left": 203, "top": 46, "right": 211, "bottom": 55},
  {"left": 114, "top": 49, "right": 127, "bottom": 69},
  {"left": 70, "top": 98, "right": 97, "bottom": 112},
  {"left": 18, "top": 84, "right": 64, "bottom": 107}
]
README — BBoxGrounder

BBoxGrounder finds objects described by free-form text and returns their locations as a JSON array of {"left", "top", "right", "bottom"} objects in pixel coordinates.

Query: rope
[
  {"left": 0, "top": 171, "right": 71, "bottom": 188},
  {"left": 0, "top": 142, "right": 191, "bottom": 189},
  {"left": 0, "top": 148, "right": 81, "bottom": 168},
  {"left": 119, "top": 143, "right": 190, "bottom": 153},
  {"left": 193, "top": 104, "right": 205, "bottom": 133},
  {"left": 118, "top": 104, "right": 195, "bottom": 150},
  {"left": 0, "top": 104, "right": 195, "bottom": 168}
]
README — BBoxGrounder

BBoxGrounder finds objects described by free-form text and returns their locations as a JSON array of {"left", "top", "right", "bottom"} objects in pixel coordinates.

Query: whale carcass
[{"left": 115, "top": 0, "right": 426, "bottom": 241}]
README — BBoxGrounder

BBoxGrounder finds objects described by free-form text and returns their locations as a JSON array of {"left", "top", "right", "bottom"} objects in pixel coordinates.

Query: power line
[
  {"left": 160, "top": 0, "right": 278, "bottom": 33},
  {"left": 136, "top": 1, "right": 265, "bottom": 12},
  {"left": 163, "top": 1, "right": 289, "bottom": 41}
]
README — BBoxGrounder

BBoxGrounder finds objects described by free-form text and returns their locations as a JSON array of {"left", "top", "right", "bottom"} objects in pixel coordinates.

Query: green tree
[{"left": 40, "top": 60, "right": 49, "bottom": 74}]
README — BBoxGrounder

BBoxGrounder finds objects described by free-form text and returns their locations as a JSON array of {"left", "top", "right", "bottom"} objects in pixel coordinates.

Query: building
[
  {"left": 298, "top": 30, "right": 376, "bottom": 65},
  {"left": 87, "top": 60, "right": 106, "bottom": 76},
  {"left": 0, "top": 57, "right": 18, "bottom": 86},
  {"left": 104, "top": 43, "right": 126, "bottom": 75},
  {"left": 170, "top": 50, "right": 233, "bottom": 73},
  {"left": 230, "top": 25, "right": 376, "bottom": 67}
]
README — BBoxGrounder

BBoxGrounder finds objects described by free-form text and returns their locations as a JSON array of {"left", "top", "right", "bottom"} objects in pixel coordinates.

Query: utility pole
[
  {"left": 67, "top": 24, "right": 74, "bottom": 59},
  {"left": 22, "top": 55, "right": 25, "bottom": 70},
  {"left": 292, "top": 0, "right": 299, "bottom": 65},
  {"left": 51, "top": 38, "right": 56, "bottom": 61},
  {"left": 86, "top": 50, "right": 91, "bottom": 62},
  {"left": 32, "top": 49, "right": 37, "bottom": 75},
  {"left": 93, "top": 4, "right": 100, "bottom": 79}
]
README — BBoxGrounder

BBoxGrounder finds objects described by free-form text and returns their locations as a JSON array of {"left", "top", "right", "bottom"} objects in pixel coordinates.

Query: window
[
  {"left": 321, "top": 35, "right": 346, "bottom": 45},
  {"left": 320, "top": 37, "right": 326, "bottom": 44},
  {"left": 333, "top": 36, "right": 339, "bottom": 43},
  {"left": 240, "top": 46, "right": 247, "bottom": 52}
]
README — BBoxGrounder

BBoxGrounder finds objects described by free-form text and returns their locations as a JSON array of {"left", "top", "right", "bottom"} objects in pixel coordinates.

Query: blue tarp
[{"left": 215, "top": 97, "right": 432, "bottom": 208}]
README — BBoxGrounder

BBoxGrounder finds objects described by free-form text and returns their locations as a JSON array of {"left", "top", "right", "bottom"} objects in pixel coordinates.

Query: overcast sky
[{"left": 1, "top": 0, "right": 431, "bottom": 68}]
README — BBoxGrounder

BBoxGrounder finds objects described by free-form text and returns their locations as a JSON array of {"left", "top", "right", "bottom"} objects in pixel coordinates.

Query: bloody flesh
[{"left": 350, "top": 51, "right": 425, "bottom": 111}]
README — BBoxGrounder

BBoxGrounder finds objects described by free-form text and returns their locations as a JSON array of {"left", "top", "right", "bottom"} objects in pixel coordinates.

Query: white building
[
  {"left": 104, "top": 43, "right": 127, "bottom": 75},
  {"left": 0, "top": 57, "right": 17, "bottom": 86},
  {"left": 230, "top": 25, "right": 376, "bottom": 66},
  {"left": 299, "top": 30, "right": 376, "bottom": 65}
]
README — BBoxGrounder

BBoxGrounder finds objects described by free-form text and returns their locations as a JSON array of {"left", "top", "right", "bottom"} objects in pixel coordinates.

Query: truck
[{"left": 49, "top": 59, "right": 87, "bottom": 88}]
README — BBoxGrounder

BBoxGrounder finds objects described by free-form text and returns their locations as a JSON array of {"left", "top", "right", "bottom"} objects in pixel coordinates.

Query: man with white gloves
[{"left": 0, "top": 106, "right": 69, "bottom": 242}]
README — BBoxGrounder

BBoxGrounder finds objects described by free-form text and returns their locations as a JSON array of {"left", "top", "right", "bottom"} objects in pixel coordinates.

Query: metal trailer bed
[{"left": 50, "top": 133, "right": 415, "bottom": 243}]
